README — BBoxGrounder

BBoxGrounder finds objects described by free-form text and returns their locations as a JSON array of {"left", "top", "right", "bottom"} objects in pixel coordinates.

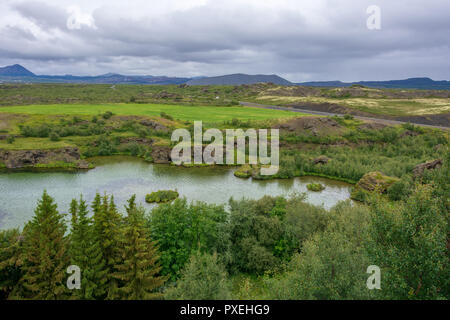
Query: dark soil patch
[
  {"left": 289, "top": 102, "right": 450, "bottom": 127},
  {"left": 394, "top": 114, "right": 450, "bottom": 127},
  {"left": 289, "top": 102, "right": 374, "bottom": 117},
  {"left": 274, "top": 116, "right": 345, "bottom": 136}
]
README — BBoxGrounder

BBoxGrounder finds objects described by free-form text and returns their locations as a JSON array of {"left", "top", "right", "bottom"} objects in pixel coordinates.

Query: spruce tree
[
  {"left": 69, "top": 196, "right": 107, "bottom": 300},
  {"left": 0, "top": 229, "right": 24, "bottom": 299},
  {"left": 92, "top": 193, "right": 123, "bottom": 299},
  {"left": 20, "top": 191, "right": 69, "bottom": 299},
  {"left": 113, "top": 195, "right": 166, "bottom": 299}
]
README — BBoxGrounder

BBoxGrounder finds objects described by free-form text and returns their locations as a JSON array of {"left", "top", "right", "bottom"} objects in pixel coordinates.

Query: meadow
[{"left": 0, "top": 103, "right": 302, "bottom": 122}]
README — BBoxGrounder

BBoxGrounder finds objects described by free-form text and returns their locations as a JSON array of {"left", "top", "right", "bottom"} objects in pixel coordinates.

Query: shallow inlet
[{"left": 0, "top": 156, "right": 352, "bottom": 230}]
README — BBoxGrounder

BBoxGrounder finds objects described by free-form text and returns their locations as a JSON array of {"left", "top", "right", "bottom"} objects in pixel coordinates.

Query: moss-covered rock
[
  {"left": 412, "top": 159, "right": 442, "bottom": 178},
  {"left": 351, "top": 171, "right": 399, "bottom": 200},
  {"left": 0, "top": 147, "right": 90, "bottom": 170},
  {"left": 234, "top": 164, "right": 253, "bottom": 178}
]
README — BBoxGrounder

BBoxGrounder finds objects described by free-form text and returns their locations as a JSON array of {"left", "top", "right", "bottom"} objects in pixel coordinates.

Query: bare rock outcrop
[
  {"left": 413, "top": 159, "right": 443, "bottom": 178},
  {"left": 0, "top": 147, "right": 87, "bottom": 169},
  {"left": 151, "top": 146, "right": 172, "bottom": 164},
  {"left": 274, "top": 117, "right": 342, "bottom": 136},
  {"left": 139, "top": 119, "right": 168, "bottom": 132},
  {"left": 359, "top": 122, "right": 388, "bottom": 131},
  {"left": 313, "top": 155, "right": 329, "bottom": 165}
]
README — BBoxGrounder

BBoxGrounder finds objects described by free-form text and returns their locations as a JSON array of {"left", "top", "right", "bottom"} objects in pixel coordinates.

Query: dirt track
[{"left": 239, "top": 101, "right": 449, "bottom": 130}]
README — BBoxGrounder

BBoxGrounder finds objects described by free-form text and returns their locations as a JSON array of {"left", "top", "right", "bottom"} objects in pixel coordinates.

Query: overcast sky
[{"left": 0, "top": 0, "right": 449, "bottom": 82}]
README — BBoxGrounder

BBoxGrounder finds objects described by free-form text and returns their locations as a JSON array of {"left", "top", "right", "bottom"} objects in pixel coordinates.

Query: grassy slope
[
  {"left": 0, "top": 103, "right": 303, "bottom": 122},
  {"left": 1, "top": 83, "right": 449, "bottom": 117},
  {"left": 254, "top": 95, "right": 450, "bottom": 116}
]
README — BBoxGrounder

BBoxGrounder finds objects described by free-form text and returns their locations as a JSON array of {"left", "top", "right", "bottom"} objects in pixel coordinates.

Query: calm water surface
[{"left": 0, "top": 156, "right": 352, "bottom": 230}]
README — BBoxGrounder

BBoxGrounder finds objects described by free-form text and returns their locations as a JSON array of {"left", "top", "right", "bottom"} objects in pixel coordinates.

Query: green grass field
[{"left": 0, "top": 103, "right": 303, "bottom": 122}]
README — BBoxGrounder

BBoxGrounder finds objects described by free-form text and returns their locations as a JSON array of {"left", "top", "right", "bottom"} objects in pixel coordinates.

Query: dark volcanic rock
[
  {"left": 274, "top": 117, "right": 343, "bottom": 136},
  {"left": 120, "top": 137, "right": 153, "bottom": 146},
  {"left": 413, "top": 159, "right": 443, "bottom": 178},
  {"left": 400, "top": 130, "right": 420, "bottom": 138},
  {"left": 313, "top": 155, "right": 329, "bottom": 165},
  {"left": 139, "top": 119, "right": 168, "bottom": 132},
  {"left": 0, "top": 147, "right": 84, "bottom": 169},
  {"left": 359, "top": 122, "right": 388, "bottom": 131},
  {"left": 354, "top": 171, "right": 399, "bottom": 193},
  {"left": 151, "top": 146, "right": 172, "bottom": 164}
]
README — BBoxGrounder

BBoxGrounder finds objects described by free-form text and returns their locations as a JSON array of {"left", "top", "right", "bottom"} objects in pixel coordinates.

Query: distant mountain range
[
  {"left": 297, "top": 78, "right": 450, "bottom": 90},
  {"left": 186, "top": 73, "right": 292, "bottom": 86},
  {"left": 0, "top": 65, "right": 189, "bottom": 85},
  {"left": 0, "top": 64, "right": 449, "bottom": 89}
]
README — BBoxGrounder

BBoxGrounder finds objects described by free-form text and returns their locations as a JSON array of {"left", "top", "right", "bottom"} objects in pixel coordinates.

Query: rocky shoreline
[{"left": 0, "top": 147, "right": 90, "bottom": 170}]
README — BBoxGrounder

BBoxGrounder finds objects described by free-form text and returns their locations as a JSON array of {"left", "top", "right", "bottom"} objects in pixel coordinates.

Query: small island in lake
[
  {"left": 145, "top": 190, "right": 179, "bottom": 203},
  {"left": 307, "top": 183, "right": 325, "bottom": 192}
]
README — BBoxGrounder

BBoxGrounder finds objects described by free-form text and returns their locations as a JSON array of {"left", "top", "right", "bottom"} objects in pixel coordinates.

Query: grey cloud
[
  {"left": 0, "top": 0, "right": 449, "bottom": 81},
  {"left": 12, "top": 1, "right": 68, "bottom": 30}
]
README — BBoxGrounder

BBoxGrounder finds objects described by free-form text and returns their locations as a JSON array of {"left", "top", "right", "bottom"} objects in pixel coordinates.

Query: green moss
[{"left": 33, "top": 161, "right": 79, "bottom": 169}]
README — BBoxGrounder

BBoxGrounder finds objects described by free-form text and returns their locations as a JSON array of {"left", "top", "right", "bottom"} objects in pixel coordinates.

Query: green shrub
[
  {"left": 387, "top": 179, "right": 411, "bottom": 201},
  {"left": 165, "top": 252, "right": 231, "bottom": 300},
  {"left": 72, "top": 116, "right": 82, "bottom": 124},
  {"left": 102, "top": 111, "right": 114, "bottom": 119},
  {"left": 160, "top": 112, "right": 173, "bottom": 121},
  {"left": 6, "top": 135, "right": 15, "bottom": 144},
  {"left": 49, "top": 131, "right": 60, "bottom": 141},
  {"left": 145, "top": 190, "right": 179, "bottom": 203},
  {"left": 343, "top": 114, "right": 354, "bottom": 120},
  {"left": 306, "top": 183, "right": 325, "bottom": 192}
]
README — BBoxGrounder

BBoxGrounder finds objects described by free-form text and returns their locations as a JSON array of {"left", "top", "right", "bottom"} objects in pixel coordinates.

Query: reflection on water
[{"left": 0, "top": 156, "right": 352, "bottom": 230}]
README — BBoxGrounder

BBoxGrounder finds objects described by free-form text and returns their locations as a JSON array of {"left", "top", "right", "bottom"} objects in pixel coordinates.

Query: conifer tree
[
  {"left": 20, "top": 191, "right": 69, "bottom": 299},
  {"left": 69, "top": 196, "right": 107, "bottom": 300},
  {"left": 92, "top": 193, "right": 102, "bottom": 216},
  {"left": 92, "top": 193, "right": 123, "bottom": 299},
  {"left": 113, "top": 195, "right": 166, "bottom": 299},
  {"left": 0, "top": 229, "right": 24, "bottom": 299}
]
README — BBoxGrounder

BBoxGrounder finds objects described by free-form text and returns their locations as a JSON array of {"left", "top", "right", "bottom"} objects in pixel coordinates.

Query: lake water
[{"left": 0, "top": 156, "right": 352, "bottom": 230}]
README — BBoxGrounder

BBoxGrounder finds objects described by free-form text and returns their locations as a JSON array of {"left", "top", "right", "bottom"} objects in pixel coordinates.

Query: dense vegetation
[
  {"left": 306, "top": 183, "right": 325, "bottom": 192},
  {"left": 273, "top": 122, "right": 448, "bottom": 184},
  {"left": 0, "top": 157, "right": 447, "bottom": 300},
  {"left": 145, "top": 190, "right": 179, "bottom": 203}
]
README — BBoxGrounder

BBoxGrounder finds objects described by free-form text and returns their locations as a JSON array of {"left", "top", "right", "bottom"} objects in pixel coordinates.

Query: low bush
[
  {"left": 145, "top": 190, "right": 179, "bottom": 203},
  {"left": 306, "top": 183, "right": 325, "bottom": 192},
  {"left": 6, "top": 135, "right": 15, "bottom": 144},
  {"left": 160, "top": 112, "right": 174, "bottom": 121},
  {"left": 102, "top": 111, "right": 114, "bottom": 119}
]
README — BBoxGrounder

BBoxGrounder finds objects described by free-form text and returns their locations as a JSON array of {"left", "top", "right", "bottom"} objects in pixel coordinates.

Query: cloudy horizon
[{"left": 0, "top": 0, "right": 449, "bottom": 82}]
